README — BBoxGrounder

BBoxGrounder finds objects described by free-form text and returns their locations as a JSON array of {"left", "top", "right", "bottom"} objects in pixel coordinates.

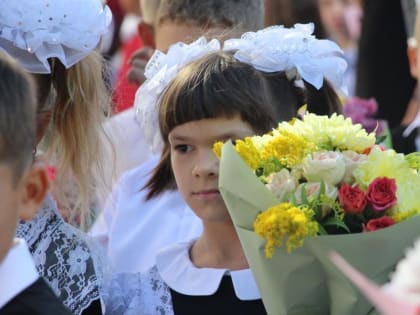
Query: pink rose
[{"left": 366, "top": 177, "right": 397, "bottom": 211}]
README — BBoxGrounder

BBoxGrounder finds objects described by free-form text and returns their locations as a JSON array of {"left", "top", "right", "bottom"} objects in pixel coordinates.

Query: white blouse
[
  {"left": 0, "top": 239, "right": 39, "bottom": 309},
  {"left": 103, "top": 240, "right": 261, "bottom": 315}
]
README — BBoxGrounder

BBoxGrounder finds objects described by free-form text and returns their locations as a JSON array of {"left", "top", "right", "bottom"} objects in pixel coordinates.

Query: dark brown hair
[
  {"left": 261, "top": 72, "right": 343, "bottom": 121},
  {"left": 0, "top": 52, "right": 36, "bottom": 184},
  {"left": 145, "top": 50, "right": 277, "bottom": 199},
  {"left": 157, "top": 0, "right": 264, "bottom": 31}
]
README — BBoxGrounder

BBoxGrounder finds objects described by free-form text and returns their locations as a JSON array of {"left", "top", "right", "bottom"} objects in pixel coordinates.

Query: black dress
[
  {"left": 0, "top": 278, "right": 72, "bottom": 315},
  {"left": 170, "top": 275, "right": 267, "bottom": 315}
]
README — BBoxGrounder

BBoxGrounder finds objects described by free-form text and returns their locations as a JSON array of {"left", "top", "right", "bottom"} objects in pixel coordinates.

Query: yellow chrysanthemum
[
  {"left": 234, "top": 137, "right": 262, "bottom": 170},
  {"left": 405, "top": 152, "right": 420, "bottom": 170},
  {"left": 391, "top": 172, "right": 420, "bottom": 215},
  {"left": 254, "top": 203, "right": 318, "bottom": 258},
  {"left": 354, "top": 147, "right": 412, "bottom": 189},
  {"left": 212, "top": 141, "right": 224, "bottom": 159},
  {"left": 276, "top": 113, "right": 376, "bottom": 152},
  {"left": 261, "top": 130, "right": 315, "bottom": 168}
]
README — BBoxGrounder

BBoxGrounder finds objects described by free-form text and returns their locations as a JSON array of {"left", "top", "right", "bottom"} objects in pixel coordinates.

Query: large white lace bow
[
  {"left": 135, "top": 37, "right": 221, "bottom": 154},
  {"left": 224, "top": 23, "right": 348, "bottom": 94},
  {"left": 0, "top": 0, "right": 112, "bottom": 73}
]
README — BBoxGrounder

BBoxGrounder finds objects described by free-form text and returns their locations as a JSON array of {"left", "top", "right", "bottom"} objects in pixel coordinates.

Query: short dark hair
[
  {"left": 157, "top": 0, "right": 264, "bottom": 31},
  {"left": 0, "top": 52, "right": 36, "bottom": 182},
  {"left": 145, "top": 50, "right": 277, "bottom": 199}
]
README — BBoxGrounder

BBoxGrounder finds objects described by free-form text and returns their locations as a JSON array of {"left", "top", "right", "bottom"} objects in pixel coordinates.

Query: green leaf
[
  {"left": 300, "top": 184, "right": 309, "bottom": 204},
  {"left": 375, "top": 135, "right": 387, "bottom": 145},
  {"left": 317, "top": 223, "right": 328, "bottom": 235},
  {"left": 318, "top": 181, "right": 326, "bottom": 198},
  {"left": 323, "top": 217, "right": 350, "bottom": 233},
  {"left": 290, "top": 192, "right": 297, "bottom": 205}
]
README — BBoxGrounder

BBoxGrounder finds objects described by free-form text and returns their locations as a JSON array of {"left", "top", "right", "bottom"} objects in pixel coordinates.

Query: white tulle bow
[
  {"left": 135, "top": 37, "right": 221, "bottom": 154},
  {"left": 0, "top": 0, "right": 112, "bottom": 73},
  {"left": 224, "top": 23, "right": 348, "bottom": 94}
]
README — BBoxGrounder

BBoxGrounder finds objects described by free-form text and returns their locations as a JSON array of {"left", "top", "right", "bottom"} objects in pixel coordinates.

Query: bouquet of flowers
[{"left": 215, "top": 112, "right": 420, "bottom": 315}]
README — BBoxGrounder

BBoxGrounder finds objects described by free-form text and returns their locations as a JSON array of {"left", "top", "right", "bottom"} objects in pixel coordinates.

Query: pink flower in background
[{"left": 344, "top": 97, "right": 385, "bottom": 134}]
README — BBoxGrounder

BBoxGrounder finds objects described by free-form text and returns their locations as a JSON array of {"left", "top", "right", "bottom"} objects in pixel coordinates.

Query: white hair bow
[
  {"left": 0, "top": 0, "right": 112, "bottom": 74},
  {"left": 224, "top": 23, "right": 348, "bottom": 94},
  {"left": 135, "top": 37, "right": 221, "bottom": 154}
]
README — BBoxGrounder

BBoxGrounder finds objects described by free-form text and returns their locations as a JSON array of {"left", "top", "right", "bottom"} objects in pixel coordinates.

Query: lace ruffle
[
  {"left": 16, "top": 193, "right": 103, "bottom": 315},
  {"left": 103, "top": 266, "right": 174, "bottom": 315}
]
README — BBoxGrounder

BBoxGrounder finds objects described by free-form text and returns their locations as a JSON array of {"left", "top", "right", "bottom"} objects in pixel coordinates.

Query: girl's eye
[{"left": 174, "top": 144, "right": 193, "bottom": 153}]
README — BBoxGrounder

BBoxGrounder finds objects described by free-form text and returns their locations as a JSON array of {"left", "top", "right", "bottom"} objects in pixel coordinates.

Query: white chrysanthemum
[{"left": 384, "top": 238, "right": 420, "bottom": 304}]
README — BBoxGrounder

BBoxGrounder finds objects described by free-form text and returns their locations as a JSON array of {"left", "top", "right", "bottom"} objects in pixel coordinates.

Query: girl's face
[
  {"left": 168, "top": 115, "right": 254, "bottom": 223},
  {"left": 318, "top": 0, "right": 348, "bottom": 39}
]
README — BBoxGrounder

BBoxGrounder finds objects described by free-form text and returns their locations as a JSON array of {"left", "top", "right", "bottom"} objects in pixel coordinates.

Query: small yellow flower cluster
[
  {"left": 212, "top": 141, "right": 223, "bottom": 159},
  {"left": 235, "top": 138, "right": 262, "bottom": 170},
  {"left": 254, "top": 203, "right": 319, "bottom": 258},
  {"left": 391, "top": 209, "right": 420, "bottom": 223},
  {"left": 213, "top": 138, "right": 261, "bottom": 170}
]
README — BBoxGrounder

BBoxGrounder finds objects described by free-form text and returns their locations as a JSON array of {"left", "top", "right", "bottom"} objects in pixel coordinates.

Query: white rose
[
  {"left": 265, "top": 169, "right": 297, "bottom": 201},
  {"left": 294, "top": 182, "right": 338, "bottom": 205},
  {"left": 302, "top": 151, "right": 346, "bottom": 186},
  {"left": 342, "top": 150, "right": 367, "bottom": 184}
]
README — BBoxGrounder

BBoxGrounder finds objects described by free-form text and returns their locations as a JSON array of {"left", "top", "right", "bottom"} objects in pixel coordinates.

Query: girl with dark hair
[{"left": 104, "top": 25, "right": 346, "bottom": 314}]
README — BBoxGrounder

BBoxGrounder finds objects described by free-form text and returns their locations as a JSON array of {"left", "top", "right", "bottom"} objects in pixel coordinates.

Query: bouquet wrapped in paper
[
  {"left": 215, "top": 112, "right": 420, "bottom": 315},
  {"left": 329, "top": 249, "right": 420, "bottom": 315}
]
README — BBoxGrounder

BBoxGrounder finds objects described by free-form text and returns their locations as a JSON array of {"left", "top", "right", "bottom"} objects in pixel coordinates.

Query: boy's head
[
  {"left": 153, "top": 0, "right": 264, "bottom": 51},
  {"left": 0, "top": 52, "right": 49, "bottom": 263}
]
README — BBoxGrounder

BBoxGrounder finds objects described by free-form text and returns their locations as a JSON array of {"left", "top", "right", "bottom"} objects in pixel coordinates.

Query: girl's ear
[
  {"left": 19, "top": 162, "right": 49, "bottom": 221},
  {"left": 407, "top": 45, "right": 418, "bottom": 78}
]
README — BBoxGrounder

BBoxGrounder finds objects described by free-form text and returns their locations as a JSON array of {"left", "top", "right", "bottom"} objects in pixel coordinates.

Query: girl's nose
[{"left": 192, "top": 149, "right": 219, "bottom": 178}]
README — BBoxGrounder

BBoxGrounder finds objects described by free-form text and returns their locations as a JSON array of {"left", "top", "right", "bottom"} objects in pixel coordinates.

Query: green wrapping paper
[{"left": 219, "top": 142, "right": 420, "bottom": 315}]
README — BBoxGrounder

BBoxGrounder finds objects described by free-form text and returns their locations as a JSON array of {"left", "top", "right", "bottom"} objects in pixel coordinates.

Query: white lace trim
[
  {"left": 103, "top": 266, "right": 174, "bottom": 315},
  {"left": 16, "top": 192, "right": 103, "bottom": 315}
]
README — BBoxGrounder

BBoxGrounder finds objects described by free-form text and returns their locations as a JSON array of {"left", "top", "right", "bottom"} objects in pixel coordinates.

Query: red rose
[
  {"left": 363, "top": 216, "right": 396, "bottom": 232},
  {"left": 338, "top": 183, "right": 367, "bottom": 214},
  {"left": 366, "top": 177, "right": 397, "bottom": 211}
]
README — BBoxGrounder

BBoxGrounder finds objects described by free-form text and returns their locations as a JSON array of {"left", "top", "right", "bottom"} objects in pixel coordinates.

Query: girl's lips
[{"left": 192, "top": 189, "right": 221, "bottom": 200}]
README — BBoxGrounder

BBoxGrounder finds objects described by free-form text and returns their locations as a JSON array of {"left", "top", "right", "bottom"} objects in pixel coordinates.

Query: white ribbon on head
[
  {"left": 134, "top": 37, "right": 221, "bottom": 154},
  {"left": 223, "top": 23, "right": 348, "bottom": 95},
  {"left": 0, "top": 0, "right": 112, "bottom": 74}
]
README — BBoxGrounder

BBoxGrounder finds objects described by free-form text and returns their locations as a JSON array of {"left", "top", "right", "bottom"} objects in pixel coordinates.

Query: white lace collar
[
  {"left": 0, "top": 238, "right": 39, "bottom": 308},
  {"left": 155, "top": 240, "right": 261, "bottom": 300}
]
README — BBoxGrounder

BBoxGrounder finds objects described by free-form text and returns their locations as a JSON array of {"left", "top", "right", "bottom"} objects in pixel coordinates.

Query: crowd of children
[{"left": 0, "top": 0, "right": 419, "bottom": 314}]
